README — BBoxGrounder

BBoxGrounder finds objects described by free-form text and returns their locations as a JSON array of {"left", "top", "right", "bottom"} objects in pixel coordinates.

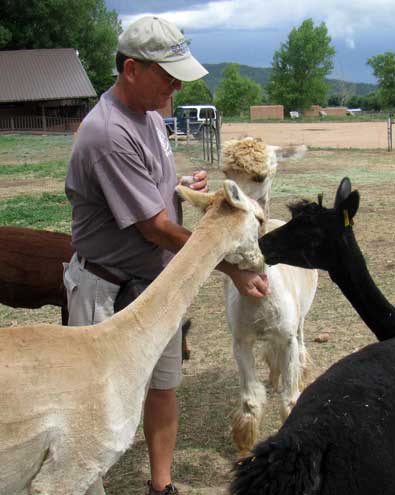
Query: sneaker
[{"left": 147, "top": 480, "right": 180, "bottom": 495}]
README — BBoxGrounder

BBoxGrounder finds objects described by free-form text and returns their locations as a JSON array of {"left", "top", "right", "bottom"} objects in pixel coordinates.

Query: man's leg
[
  {"left": 144, "top": 388, "right": 178, "bottom": 491},
  {"left": 144, "top": 322, "right": 182, "bottom": 492}
]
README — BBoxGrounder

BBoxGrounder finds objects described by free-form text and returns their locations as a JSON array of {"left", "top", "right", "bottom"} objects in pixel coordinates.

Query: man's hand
[
  {"left": 190, "top": 170, "right": 208, "bottom": 192},
  {"left": 216, "top": 260, "right": 270, "bottom": 299},
  {"left": 229, "top": 270, "right": 270, "bottom": 298}
]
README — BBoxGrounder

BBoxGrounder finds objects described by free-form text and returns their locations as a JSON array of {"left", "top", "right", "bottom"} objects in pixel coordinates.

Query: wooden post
[
  {"left": 387, "top": 113, "right": 393, "bottom": 152},
  {"left": 42, "top": 106, "right": 47, "bottom": 131}
]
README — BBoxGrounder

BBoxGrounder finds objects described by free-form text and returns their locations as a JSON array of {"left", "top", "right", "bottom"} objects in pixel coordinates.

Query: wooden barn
[{"left": 0, "top": 48, "right": 97, "bottom": 133}]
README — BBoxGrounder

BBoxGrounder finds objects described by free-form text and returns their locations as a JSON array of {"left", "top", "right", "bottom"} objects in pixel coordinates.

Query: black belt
[{"left": 77, "top": 255, "right": 123, "bottom": 286}]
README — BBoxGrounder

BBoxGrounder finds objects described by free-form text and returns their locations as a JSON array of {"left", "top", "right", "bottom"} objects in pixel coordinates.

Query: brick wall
[
  {"left": 322, "top": 107, "right": 348, "bottom": 116},
  {"left": 303, "top": 105, "right": 322, "bottom": 117},
  {"left": 250, "top": 105, "right": 284, "bottom": 120}
]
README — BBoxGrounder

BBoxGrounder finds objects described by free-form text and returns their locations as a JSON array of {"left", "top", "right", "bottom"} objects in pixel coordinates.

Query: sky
[{"left": 104, "top": 0, "right": 395, "bottom": 84}]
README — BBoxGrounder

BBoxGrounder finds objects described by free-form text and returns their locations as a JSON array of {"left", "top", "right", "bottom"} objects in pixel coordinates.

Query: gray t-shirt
[{"left": 65, "top": 88, "right": 182, "bottom": 280}]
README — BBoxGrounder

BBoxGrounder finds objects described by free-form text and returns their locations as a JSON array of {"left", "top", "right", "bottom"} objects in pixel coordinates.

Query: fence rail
[
  {"left": 170, "top": 113, "right": 222, "bottom": 164},
  {"left": 0, "top": 115, "right": 82, "bottom": 133},
  {"left": 201, "top": 116, "right": 221, "bottom": 164}
]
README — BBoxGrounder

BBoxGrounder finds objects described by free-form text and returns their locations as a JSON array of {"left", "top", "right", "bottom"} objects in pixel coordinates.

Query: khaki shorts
[{"left": 63, "top": 253, "right": 182, "bottom": 390}]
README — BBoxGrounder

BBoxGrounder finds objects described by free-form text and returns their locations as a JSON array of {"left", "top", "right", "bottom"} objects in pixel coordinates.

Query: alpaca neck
[
  {"left": 258, "top": 192, "right": 270, "bottom": 220},
  {"left": 257, "top": 179, "right": 273, "bottom": 219},
  {"left": 96, "top": 210, "right": 233, "bottom": 373},
  {"left": 329, "top": 229, "right": 395, "bottom": 341}
]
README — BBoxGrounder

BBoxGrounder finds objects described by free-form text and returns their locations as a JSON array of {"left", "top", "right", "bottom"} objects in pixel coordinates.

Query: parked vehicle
[{"left": 164, "top": 105, "right": 217, "bottom": 137}]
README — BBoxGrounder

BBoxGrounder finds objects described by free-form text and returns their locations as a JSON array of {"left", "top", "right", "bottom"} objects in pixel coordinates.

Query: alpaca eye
[{"left": 252, "top": 174, "right": 266, "bottom": 183}]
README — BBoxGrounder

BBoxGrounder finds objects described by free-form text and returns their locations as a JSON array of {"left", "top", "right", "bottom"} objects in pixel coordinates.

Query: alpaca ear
[
  {"left": 223, "top": 180, "right": 250, "bottom": 211},
  {"left": 176, "top": 185, "right": 215, "bottom": 209},
  {"left": 334, "top": 177, "right": 352, "bottom": 208},
  {"left": 337, "top": 190, "right": 360, "bottom": 224}
]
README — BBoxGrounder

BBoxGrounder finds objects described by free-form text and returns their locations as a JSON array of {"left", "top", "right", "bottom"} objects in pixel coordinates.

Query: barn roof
[{"left": 0, "top": 48, "right": 97, "bottom": 103}]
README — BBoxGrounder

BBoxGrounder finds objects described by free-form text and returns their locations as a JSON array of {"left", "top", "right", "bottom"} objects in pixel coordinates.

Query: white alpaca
[
  {"left": 221, "top": 138, "right": 318, "bottom": 456},
  {"left": 0, "top": 180, "right": 265, "bottom": 495}
]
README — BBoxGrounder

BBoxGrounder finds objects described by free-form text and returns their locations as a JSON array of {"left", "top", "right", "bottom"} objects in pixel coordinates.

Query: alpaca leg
[
  {"left": 297, "top": 317, "right": 308, "bottom": 386},
  {"left": 279, "top": 335, "right": 301, "bottom": 422},
  {"left": 61, "top": 303, "right": 69, "bottom": 326},
  {"left": 232, "top": 335, "right": 266, "bottom": 457},
  {"left": 263, "top": 341, "right": 282, "bottom": 392},
  {"left": 297, "top": 318, "right": 313, "bottom": 389}
]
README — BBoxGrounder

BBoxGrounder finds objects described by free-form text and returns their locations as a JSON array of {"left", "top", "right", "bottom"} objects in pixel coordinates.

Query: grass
[
  {"left": 0, "top": 133, "right": 73, "bottom": 164},
  {"left": 0, "top": 192, "right": 71, "bottom": 231},
  {"left": 0, "top": 160, "right": 67, "bottom": 178},
  {"left": 0, "top": 134, "right": 72, "bottom": 230},
  {"left": 273, "top": 169, "right": 395, "bottom": 198}
]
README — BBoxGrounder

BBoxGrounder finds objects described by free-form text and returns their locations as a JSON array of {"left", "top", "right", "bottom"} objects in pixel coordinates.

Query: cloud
[
  {"left": 118, "top": 0, "right": 395, "bottom": 51},
  {"left": 108, "top": 0, "right": 395, "bottom": 82},
  {"left": 325, "top": 11, "right": 356, "bottom": 49}
]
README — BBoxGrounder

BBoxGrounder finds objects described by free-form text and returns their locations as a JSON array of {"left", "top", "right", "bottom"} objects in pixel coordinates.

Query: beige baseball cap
[{"left": 117, "top": 16, "right": 208, "bottom": 82}]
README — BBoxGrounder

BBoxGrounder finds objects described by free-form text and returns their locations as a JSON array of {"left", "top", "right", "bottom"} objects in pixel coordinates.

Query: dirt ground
[{"left": 221, "top": 121, "right": 390, "bottom": 149}]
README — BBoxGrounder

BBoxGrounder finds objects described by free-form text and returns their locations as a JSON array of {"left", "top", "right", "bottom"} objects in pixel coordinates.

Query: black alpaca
[
  {"left": 231, "top": 178, "right": 395, "bottom": 495},
  {"left": 260, "top": 177, "right": 395, "bottom": 341}
]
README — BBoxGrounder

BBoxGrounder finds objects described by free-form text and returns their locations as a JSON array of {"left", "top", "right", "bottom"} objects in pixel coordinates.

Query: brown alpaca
[
  {"left": 0, "top": 226, "right": 72, "bottom": 323},
  {"left": 0, "top": 226, "right": 193, "bottom": 360}
]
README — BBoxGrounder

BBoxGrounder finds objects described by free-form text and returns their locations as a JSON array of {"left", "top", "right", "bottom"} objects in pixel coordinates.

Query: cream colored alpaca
[
  {"left": 221, "top": 138, "right": 318, "bottom": 456},
  {"left": 0, "top": 180, "right": 265, "bottom": 495},
  {"left": 221, "top": 137, "right": 306, "bottom": 217}
]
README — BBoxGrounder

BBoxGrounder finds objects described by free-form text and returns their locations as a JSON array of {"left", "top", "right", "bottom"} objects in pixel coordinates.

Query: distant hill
[{"left": 202, "top": 63, "right": 377, "bottom": 97}]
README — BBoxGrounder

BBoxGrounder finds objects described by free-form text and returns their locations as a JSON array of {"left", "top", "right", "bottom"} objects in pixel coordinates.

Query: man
[{"left": 63, "top": 16, "right": 269, "bottom": 495}]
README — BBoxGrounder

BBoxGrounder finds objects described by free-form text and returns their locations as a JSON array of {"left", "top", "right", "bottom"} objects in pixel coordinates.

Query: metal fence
[
  {"left": 201, "top": 115, "right": 222, "bottom": 164},
  {"left": 0, "top": 115, "right": 82, "bottom": 133},
  {"left": 172, "top": 113, "right": 222, "bottom": 165}
]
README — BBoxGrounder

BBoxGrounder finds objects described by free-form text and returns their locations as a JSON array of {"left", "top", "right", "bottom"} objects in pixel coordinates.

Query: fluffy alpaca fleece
[
  {"left": 220, "top": 137, "right": 316, "bottom": 457},
  {"left": 221, "top": 137, "right": 275, "bottom": 178},
  {"left": 233, "top": 177, "right": 395, "bottom": 494}
]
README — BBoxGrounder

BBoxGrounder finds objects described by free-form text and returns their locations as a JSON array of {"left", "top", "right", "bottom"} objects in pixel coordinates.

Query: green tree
[
  {"left": 268, "top": 19, "right": 335, "bottom": 114},
  {"left": 174, "top": 79, "right": 213, "bottom": 107},
  {"left": 327, "top": 94, "right": 342, "bottom": 106},
  {"left": 214, "top": 63, "right": 263, "bottom": 116},
  {"left": 0, "top": 25, "right": 11, "bottom": 46},
  {"left": 0, "top": 0, "right": 121, "bottom": 95},
  {"left": 367, "top": 51, "right": 395, "bottom": 109},
  {"left": 363, "top": 92, "right": 381, "bottom": 111}
]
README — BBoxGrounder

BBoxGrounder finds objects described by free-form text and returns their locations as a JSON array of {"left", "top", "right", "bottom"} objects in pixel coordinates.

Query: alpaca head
[
  {"left": 260, "top": 177, "right": 360, "bottom": 270},
  {"left": 177, "top": 180, "right": 265, "bottom": 272},
  {"left": 220, "top": 137, "right": 306, "bottom": 210}
]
